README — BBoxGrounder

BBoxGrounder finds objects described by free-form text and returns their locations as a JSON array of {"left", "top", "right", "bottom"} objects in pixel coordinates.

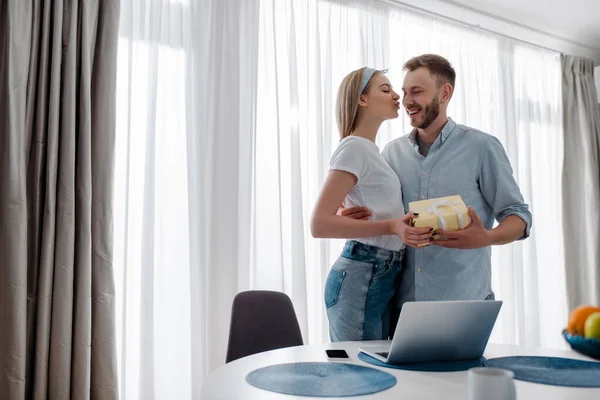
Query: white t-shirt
[{"left": 329, "top": 136, "right": 406, "bottom": 251}]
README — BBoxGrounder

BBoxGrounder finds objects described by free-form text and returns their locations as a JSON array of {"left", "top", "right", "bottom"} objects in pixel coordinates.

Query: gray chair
[{"left": 225, "top": 290, "right": 304, "bottom": 363}]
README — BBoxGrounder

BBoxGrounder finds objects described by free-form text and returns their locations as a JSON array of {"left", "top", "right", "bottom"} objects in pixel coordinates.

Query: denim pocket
[{"left": 324, "top": 269, "right": 346, "bottom": 309}]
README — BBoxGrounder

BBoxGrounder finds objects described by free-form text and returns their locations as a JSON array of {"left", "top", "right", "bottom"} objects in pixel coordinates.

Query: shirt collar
[
  {"left": 408, "top": 117, "right": 457, "bottom": 146},
  {"left": 439, "top": 118, "right": 457, "bottom": 143}
]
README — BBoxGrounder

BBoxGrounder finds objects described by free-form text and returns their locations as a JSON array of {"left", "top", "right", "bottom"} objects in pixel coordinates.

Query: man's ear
[
  {"left": 441, "top": 83, "right": 453, "bottom": 104},
  {"left": 358, "top": 94, "right": 368, "bottom": 107}
]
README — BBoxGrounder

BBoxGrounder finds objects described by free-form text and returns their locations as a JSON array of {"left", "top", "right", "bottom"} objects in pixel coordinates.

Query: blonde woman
[{"left": 311, "top": 67, "right": 433, "bottom": 342}]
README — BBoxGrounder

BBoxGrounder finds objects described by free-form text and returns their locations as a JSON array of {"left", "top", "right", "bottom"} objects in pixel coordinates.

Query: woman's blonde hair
[{"left": 335, "top": 67, "right": 379, "bottom": 140}]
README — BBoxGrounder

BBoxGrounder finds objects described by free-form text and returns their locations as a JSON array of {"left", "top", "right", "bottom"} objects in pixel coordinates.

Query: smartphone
[{"left": 325, "top": 349, "right": 350, "bottom": 360}]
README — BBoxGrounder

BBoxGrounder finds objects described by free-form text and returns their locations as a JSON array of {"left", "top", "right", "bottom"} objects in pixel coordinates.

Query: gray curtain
[
  {"left": 561, "top": 55, "right": 600, "bottom": 309},
  {"left": 0, "top": 1, "right": 120, "bottom": 399}
]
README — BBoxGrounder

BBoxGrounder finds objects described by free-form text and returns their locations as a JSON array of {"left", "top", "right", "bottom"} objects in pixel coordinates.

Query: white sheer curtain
[
  {"left": 254, "top": 0, "right": 567, "bottom": 349},
  {"left": 114, "top": 0, "right": 258, "bottom": 399},
  {"left": 114, "top": 0, "right": 567, "bottom": 398},
  {"left": 114, "top": 3, "right": 194, "bottom": 399}
]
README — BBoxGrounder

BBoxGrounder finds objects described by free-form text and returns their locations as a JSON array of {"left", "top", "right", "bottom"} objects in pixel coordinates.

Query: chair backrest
[{"left": 225, "top": 290, "right": 304, "bottom": 363}]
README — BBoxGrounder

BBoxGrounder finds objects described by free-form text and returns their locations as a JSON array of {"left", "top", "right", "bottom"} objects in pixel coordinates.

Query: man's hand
[
  {"left": 339, "top": 204, "right": 371, "bottom": 220},
  {"left": 433, "top": 207, "right": 492, "bottom": 249},
  {"left": 391, "top": 212, "right": 433, "bottom": 248}
]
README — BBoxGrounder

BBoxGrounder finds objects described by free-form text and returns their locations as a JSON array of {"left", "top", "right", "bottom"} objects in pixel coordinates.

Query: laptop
[{"left": 359, "top": 300, "right": 502, "bottom": 364}]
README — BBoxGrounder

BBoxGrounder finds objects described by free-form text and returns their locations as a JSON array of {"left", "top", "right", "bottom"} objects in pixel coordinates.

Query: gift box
[{"left": 408, "top": 195, "right": 470, "bottom": 246}]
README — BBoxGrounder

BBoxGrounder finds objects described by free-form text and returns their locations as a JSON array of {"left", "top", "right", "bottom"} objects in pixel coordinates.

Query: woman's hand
[{"left": 391, "top": 212, "right": 434, "bottom": 248}]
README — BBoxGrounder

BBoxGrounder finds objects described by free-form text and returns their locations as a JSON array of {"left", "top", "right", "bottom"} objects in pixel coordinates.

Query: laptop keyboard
[{"left": 376, "top": 352, "right": 389, "bottom": 358}]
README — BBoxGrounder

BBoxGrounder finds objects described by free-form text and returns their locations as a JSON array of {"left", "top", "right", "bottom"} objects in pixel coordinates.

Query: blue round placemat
[
  {"left": 246, "top": 362, "right": 396, "bottom": 397},
  {"left": 358, "top": 351, "right": 486, "bottom": 371},
  {"left": 486, "top": 356, "right": 600, "bottom": 387}
]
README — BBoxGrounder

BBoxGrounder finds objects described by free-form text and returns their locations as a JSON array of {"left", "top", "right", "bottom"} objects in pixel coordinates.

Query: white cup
[{"left": 467, "top": 367, "right": 516, "bottom": 400}]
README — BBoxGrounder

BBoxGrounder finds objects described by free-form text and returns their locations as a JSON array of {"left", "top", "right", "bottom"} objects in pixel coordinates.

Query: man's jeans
[{"left": 324, "top": 240, "right": 404, "bottom": 342}]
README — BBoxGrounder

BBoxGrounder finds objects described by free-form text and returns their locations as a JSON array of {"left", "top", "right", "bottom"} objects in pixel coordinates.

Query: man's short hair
[{"left": 403, "top": 54, "right": 456, "bottom": 89}]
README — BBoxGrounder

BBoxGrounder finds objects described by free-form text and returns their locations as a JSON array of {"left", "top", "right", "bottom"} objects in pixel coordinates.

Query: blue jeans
[{"left": 324, "top": 240, "right": 404, "bottom": 342}]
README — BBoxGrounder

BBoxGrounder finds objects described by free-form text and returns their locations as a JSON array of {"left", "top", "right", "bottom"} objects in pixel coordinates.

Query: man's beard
[{"left": 414, "top": 95, "right": 440, "bottom": 129}]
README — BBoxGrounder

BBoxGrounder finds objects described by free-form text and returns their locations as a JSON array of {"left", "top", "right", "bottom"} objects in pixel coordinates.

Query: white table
[{"left": 201, "top": 341, "right": 600, "bottom": 399}]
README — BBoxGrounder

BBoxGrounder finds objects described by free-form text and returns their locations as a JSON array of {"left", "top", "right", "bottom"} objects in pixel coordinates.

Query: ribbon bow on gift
[{"left": 414, "top": 199, "right": 469, "bottom": 230}]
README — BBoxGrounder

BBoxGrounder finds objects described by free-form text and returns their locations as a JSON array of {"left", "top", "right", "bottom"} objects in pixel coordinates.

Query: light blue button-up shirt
[{"left": 382, "top": 118, "right": 532, "bottom": 304}]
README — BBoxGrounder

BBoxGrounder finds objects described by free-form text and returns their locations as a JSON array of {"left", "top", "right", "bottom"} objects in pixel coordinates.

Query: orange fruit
[{"left": 567, "top": 305, "right": 600, "bottom": 336}]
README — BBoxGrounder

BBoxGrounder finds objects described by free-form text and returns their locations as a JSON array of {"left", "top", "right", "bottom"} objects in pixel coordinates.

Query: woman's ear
[{"left": 358, "top": 94, "right": 368, "bottom": 107}]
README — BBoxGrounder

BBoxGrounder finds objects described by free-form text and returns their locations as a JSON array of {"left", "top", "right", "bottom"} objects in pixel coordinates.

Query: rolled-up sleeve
[{"left": 478, "top": 136, "right": 532, "bottom": 239}]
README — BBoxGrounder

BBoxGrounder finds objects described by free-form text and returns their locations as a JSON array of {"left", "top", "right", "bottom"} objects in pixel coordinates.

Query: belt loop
[{"left": 347, "top": 240, "right": 356, "bottom": 255}]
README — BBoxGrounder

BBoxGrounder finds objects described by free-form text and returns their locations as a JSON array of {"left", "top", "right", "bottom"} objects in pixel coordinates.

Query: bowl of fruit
[{"left": 563, "top": 305, "right": 600, "bottom": 360}]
